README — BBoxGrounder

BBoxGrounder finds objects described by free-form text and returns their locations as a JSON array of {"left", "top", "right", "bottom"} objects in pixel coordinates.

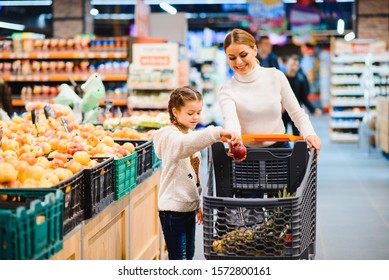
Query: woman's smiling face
[{"left": 225, "top": 42, "right": 257, "bottom": 75}]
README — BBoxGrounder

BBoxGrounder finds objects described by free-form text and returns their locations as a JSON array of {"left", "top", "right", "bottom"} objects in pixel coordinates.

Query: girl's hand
[
  {"left": 220, "top": 128, "right": 242, "bottom": 145},
  {"left": 195, "top": 208, "right": 203, "bottom": 225},
  {"left": 306, "top": 135, "right": 321, "bottom": 155}
]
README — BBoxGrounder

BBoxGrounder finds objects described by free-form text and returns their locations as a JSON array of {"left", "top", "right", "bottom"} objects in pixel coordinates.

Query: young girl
[{"left": 153, "top": 86, "right": 241, "bottom": 260}]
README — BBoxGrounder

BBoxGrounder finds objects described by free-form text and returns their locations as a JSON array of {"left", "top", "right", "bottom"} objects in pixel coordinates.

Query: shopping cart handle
[
  {"left": 243, "top": 134, "right": 304, "bottom": 142},
  {"left": 221, "top": 134, "right": 304, "bottom": 143}
]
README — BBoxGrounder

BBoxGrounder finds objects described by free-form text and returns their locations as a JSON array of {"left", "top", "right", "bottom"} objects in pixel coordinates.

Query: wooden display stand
[
  {"left": 50, "top": 170, "right": 162, "bottom": 260},
  {"left": 83, "top": 195, "right": 130, "bottom": 260},
  {"left": 129, "top": 169, "right": 161, "bottom": 260},
  {"left": 50, "top": 225, "right": 82, "bottom": 260}
]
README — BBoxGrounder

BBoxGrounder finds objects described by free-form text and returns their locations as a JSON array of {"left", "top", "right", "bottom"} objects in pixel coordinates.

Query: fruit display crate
[
  {"left": 0, "top": 189, "right": 64, "bottom": 260},
  {"left": 152, "top": 142, "right": 161, "bottom": 172},
  {"left": 51, "top": 170, "right": 84, "bottom": 235},
  {"left": 114, "top": 139, "right": 153, "bottom": 185},
  {"left": 203, "top": 141, "right": 317, "bottom": 260},
  {"left": 84, "top": 157, "right": 115, "bottom": 219},
  {"left": 114, "top": 151, "right": 138, "bottom": 200}
]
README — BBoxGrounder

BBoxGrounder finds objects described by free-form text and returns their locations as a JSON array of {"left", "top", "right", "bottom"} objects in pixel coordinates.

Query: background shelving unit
[
  {"left": 0, "top": 37, "right": 130, "bottom": 112},
  {"left": 330, "top": 38, "right": 389, "bottom": 142}
]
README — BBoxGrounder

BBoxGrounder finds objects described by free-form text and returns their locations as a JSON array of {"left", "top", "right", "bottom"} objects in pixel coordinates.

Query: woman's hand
[
  {"left": 195, "top": 208, "right": 203, "bottom": 225},
  {"left": 306, "top": 135, "right": 321, "bottom": 155}
]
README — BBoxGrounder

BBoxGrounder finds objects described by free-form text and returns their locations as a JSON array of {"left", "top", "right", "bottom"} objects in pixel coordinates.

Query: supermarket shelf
[
  {"left": 12, "top": 99, "right": 128, "bottom": 107},
  {"left": 0, "top": 51, "right": 127, "bottom": 60},
  {"left": 331, "top": 90, "right": 364, "bottom": 96},
  {"left": 332, "top": 55, "right": 389, "bottom": 64},
  {"left": 3, "top": 73, "right": 128, "bottom": 82},
  {"left": 331, "top": 79, "right": 361, "bottom": 85},
  {"left": 331, "top": 111, "right": 365, "bottom": 118},
  {"left": 130, "top": 106, "right": 167, "bottom": 110},
  {"left": 331, "top": 102, "right": 375, "bottom": 107},
  {"left": 332, "top": 66, "right": 389, "bottom": 75},
  {"left": 330, "top": 122, "right": 360, "bottom": 129},
  {"left": 330, "top": 135, "right": 359, "bottom": 142}
]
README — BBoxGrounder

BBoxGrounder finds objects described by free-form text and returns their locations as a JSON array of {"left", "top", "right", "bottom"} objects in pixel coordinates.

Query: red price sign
[{"left": 140, "top": 56, "right": 170, "bottom": 66}]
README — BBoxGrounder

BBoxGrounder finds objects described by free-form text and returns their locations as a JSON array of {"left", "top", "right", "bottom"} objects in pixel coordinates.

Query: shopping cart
[{"left": 203, "top": 134, "right": 317, "bottom": 260}]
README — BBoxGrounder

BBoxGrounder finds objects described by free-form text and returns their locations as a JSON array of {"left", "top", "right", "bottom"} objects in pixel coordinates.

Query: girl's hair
[
  {"left": 168, "top": 86, "right": 202, "bottom": 123},
  {"left": 223, "top": 28, "right": 256, "bottom": 53}
]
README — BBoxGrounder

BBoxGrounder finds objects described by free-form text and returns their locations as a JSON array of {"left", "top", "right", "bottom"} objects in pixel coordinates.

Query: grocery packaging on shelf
[{"left": 102, "top": 111, "right": 169, "bottom": 130}]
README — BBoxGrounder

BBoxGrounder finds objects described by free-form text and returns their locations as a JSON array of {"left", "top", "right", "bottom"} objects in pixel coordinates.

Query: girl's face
[
  {"left": 172, "top": 100, "right": 203, "bottom": 132},
  {"left": 225, "top": 42, "right": 257, "bottom": 75}
]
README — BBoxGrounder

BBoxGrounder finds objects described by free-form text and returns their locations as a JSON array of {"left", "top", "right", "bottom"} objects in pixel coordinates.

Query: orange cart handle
[{"left": 222, "top": 134, "right": 304, "bottom": 143}]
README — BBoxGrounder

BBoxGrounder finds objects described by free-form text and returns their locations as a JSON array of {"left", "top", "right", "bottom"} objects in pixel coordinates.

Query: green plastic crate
[
  {"left": 0, "top": 189, "right": 64, "bottom": 260},
  {"left": 114, "top": 151, "right": 138, "bottom": 200},
  {"left": 114, "top": 140, "right": 153, "bottom": 185},
  {"left": 152, "top": 142, "right": 162, "bottom": 171}
]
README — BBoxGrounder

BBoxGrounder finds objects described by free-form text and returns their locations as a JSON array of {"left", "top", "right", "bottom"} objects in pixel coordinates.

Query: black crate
[
  {"left": 114, "top": 139, "right": 153, "bottom": 185},
  {"left": 203, "top": 141, "right": 317, "bottom": 260},
  {"left": 51, "top": 170, "right": 84, "bottom": 235},
  {"left": 84, "top": 157, "right": 115, "bottom": 219},
  {"left": 0, "top": 189, "right": 64, "bottom": 260}
]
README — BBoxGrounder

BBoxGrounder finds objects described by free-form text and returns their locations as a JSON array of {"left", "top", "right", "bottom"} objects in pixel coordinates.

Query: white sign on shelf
[
  {"left": 129, "top": 43, "right": 179, "bottom": 90},
  {"left": 132, "top": 43, "right": 178, "bottom": 68}
]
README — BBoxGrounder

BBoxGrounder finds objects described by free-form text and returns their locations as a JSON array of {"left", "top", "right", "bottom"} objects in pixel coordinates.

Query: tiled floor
[{"left": 194, "top": 115, "right": 389, "bottom": 260}]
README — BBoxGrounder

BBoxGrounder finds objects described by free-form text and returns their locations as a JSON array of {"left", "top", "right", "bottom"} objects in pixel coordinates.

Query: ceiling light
[
  {"left": 90, "top": 8, "right": 99, "bottom": 16},
  {"left": 337, "top": 19, "right": 345, "bottom": 34},
  {"left": 344, "top": 32, "right": 355, "bottom": 41},
  {"left": 0, "top": 21, "right": 25, "bottom": 31},
  {"left": 94, "top": 13, "right": 134, "bottom": 20},
  {"left": 160, "top": 2, "right": 177, "bottom": 15},
  {"left": 91, "top": 1, "right": 247, "bottom": 5},
  {"left": 0, "top": 1, "right": 52, "bottom": 6}
]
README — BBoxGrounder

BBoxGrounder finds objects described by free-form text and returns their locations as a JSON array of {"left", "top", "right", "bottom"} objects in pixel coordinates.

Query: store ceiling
[{"left": 0, "top": 0, "right": 355, "bottom": 38}]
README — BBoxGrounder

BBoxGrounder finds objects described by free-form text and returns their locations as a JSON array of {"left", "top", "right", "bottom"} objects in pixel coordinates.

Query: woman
[{"left": 217, "top": 28, "right": 321, "bottom": 153}]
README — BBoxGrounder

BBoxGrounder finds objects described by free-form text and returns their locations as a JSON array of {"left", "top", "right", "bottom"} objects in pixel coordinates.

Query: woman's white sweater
[
  {"left": 218, "top": 65, "right": 316, "bottom": 146},
  {"left": 153, "top": 125, "right": 221, "bottom": 212}
]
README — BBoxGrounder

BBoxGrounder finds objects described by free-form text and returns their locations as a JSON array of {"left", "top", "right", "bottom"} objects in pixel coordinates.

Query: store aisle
[{"left": 194, "top": 115, "right": 389, "bottom": 260}]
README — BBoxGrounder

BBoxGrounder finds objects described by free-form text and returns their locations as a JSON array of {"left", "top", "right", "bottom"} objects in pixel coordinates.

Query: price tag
[
  {"left": 61, "top": 117, "right": 70, "bottom": 133},
  {"left": 31, "top": 110, "right": 38, "bottom": 125},
  {"left": 44, "top": 104, "right": 56, "bottom": 119}
]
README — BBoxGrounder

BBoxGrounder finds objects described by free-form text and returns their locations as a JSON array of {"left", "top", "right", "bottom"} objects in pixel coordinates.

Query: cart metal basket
[{"left": 203, "top": 135, "right": 317, "bottom": 260}]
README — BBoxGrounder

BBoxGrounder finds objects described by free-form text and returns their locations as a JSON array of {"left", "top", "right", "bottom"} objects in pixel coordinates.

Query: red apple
[
  {"left": 228, "top": 142, "right": 247, "bottom": 162},
  {"left": 114, "top": 146, "right": 128, "bottom": 157},
  {"left": 67, "top": 142, "right": 84, "bottom": 155},
  {"left": 19, "top": 152, "right": 37, "bottom": 166}
]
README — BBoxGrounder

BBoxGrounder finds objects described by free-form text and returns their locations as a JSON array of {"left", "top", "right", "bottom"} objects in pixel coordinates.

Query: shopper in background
[
  {"left": 0, "top": 75, "right": 13, "bottom": 117},
  {"left": 283, "top": 55, "right": 322, "bottom": 135},
  {"left": 256, "top": 35, "right": 279, "bottom": 69},
  {"left": 153, "top": 86, "right": 241, "bottom": 260},
  {"left": 218, "top": 28, "right": 321, "bottom": 153}
]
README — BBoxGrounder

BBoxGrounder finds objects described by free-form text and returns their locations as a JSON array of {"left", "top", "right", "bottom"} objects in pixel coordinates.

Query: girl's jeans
[{"left": 159, "top": 210, "right": 196, "bottom": 260}]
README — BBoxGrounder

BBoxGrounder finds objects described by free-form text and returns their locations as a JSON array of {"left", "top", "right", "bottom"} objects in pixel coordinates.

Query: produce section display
[{"left": 0, "top": 101, "right": 162, "bottom": 258}]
